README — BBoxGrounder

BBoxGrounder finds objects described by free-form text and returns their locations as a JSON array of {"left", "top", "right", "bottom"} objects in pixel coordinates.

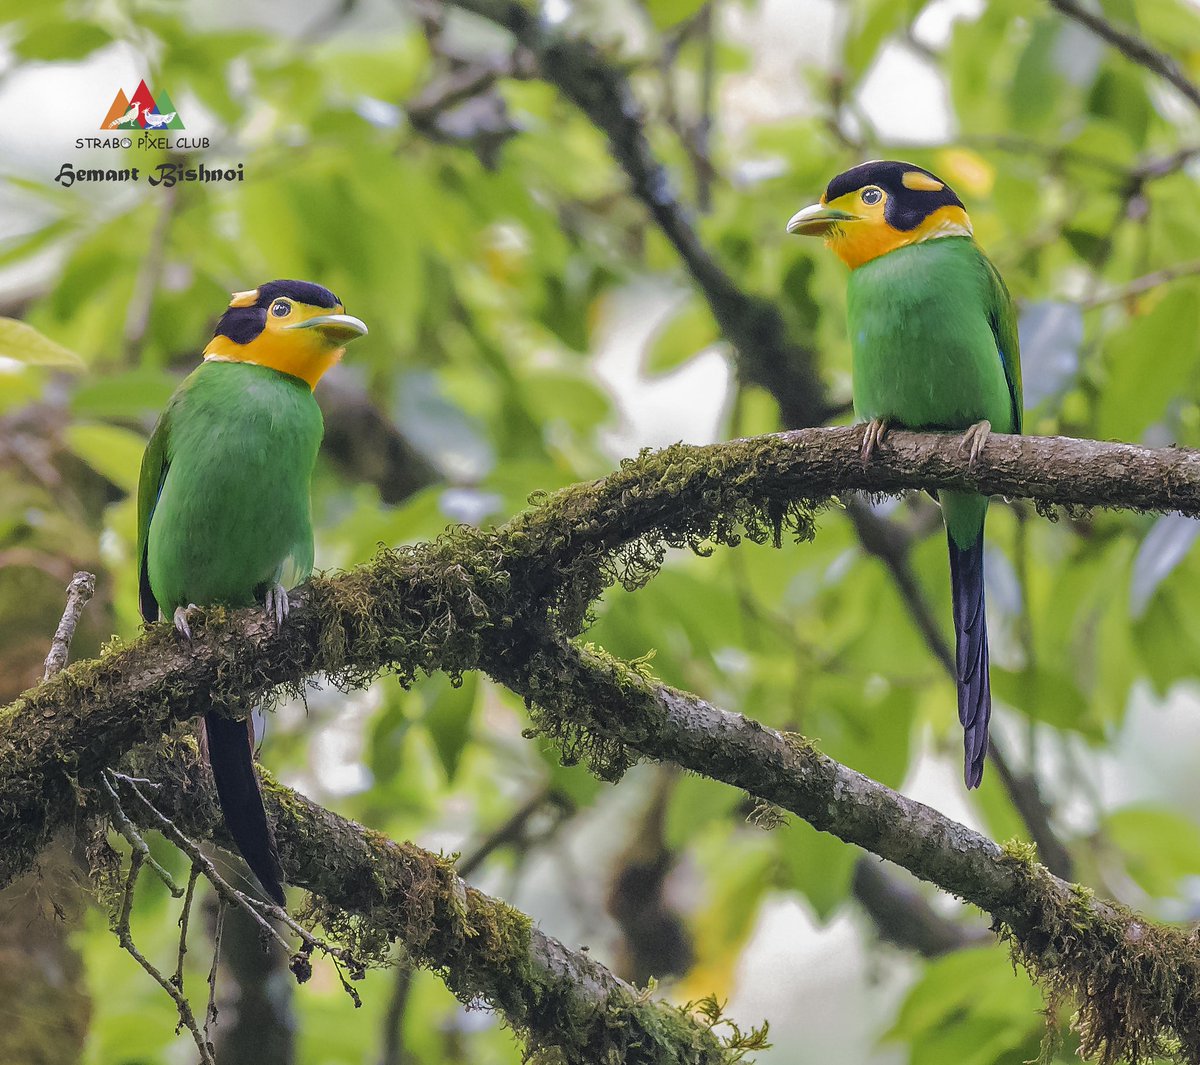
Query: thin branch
[
  {"left": 1131, "top": 143, "right": 1200, "bottom": 182},
  {"left": 98, "top": 770, "right": 183, "bottom": 896},
  {"left": 42, "top": 571, "right": 95, "bottom": 681},
  {"left": 136, "top": 748, "right": 745, "bottom": 1065},
  {"left": 7, "top": 426, "right": 1200, "bottom": 1056},
  {"left": 851, "top": 858, "right": 987, "bottom": 957},
  {"left": 1083, "top": 259, "right": 1200, "bottom": 309},
  {"left": 1047, "top": 0, "right": 1200, "bottom": 112},
  {"left": 11, "top": 426, "right": 1200, "bottom": 890},
  {"left": 113, "top": 851, "right": 215, "bottom": 1065},
  {"left": 175, "top": 863, "right": 202, "bottom": 991},
  {"left": 205, "top": 899, "right": 225, "bottom": 1038},
  {"left": 122, "top": 183, "right": 178, "bottom": 360}
]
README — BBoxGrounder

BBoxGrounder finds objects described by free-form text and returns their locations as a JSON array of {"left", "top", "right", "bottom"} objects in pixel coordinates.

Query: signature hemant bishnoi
[{"left": 53, "top": 161, "right": 245, "bottom": 189}]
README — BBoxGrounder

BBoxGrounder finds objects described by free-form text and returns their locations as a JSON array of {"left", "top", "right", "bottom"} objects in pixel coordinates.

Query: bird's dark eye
[
  {"left": 270, "top": 300, "right": 291, "bottom": 317},
  {"left": 861, "top": 187, "right": 883, "bottom": 205}
]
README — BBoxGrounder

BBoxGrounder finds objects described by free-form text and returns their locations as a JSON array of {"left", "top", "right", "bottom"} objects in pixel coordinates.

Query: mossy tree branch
[
  {"left": 7, "top": 427, "right": 1200, "bottom": 1061},
  {"left": 504, "top": 638, "right": 1200, "bottom": 1064},
  {"left": 130, "top": 743, "right": 746, "bottom": 1065},
  {"left": 6, "top": 425, "right": 1200, "bottom": 884}
]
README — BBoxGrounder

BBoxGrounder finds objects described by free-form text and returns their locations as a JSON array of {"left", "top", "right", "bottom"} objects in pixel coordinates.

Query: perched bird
[
  {"left": 137, "top": 281, "right": 368, "bottom": 902},
  {"left": 110, "top": 102, "right": 142, "bottom": 128},
  {"left": 787, "top": 160, "right": 1022, "bottom": 788},
  {"left": 143, "top": 110, "right": 177, "bottom": 129}
]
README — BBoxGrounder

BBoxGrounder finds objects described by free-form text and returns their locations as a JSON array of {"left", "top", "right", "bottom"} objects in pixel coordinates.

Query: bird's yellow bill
[
  {"left": 786, "top": 203, "right": 858, "bottom": 236},
  {"left": 284, "top": 313, "right": 368, "bottom": 345}
]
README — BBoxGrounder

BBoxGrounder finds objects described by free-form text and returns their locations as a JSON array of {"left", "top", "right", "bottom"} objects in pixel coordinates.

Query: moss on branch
[
  {"left": 139, "top": 744, "right": 757, "bottom": 1065},
  {"left": 9, "top": 427, "right": 1200, "bottom": 1061},
  {"left": 6, "top": 425, "right": 1200, "bottom": 886},
  {"left": 506, "top": 640, "right": 1200, "bottom": 1065}
]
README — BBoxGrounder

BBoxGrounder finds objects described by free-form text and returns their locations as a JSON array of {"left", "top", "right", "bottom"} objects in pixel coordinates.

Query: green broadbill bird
[
  {"left": 136, "top": 280, "right": 368, "bottom": 902},
  {"left": 787, "top": 160, "right": 1022, "bottom": 788}
]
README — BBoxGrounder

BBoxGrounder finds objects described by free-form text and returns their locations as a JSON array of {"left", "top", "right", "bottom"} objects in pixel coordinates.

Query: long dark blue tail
[
  {"left": 947, "top": 531, "right": 990, "bottom": 788},
  {"left": 204, "top": 710, "right": 286, "bottom": 905}
]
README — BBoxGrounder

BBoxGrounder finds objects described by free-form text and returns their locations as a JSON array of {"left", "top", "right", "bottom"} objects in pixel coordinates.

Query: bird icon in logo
[
  {"left": 109, "top": 102, "right": 142, "bottom": 129},
  {"left": 144, "top": 110, "right": 177, "bottom": 130}
]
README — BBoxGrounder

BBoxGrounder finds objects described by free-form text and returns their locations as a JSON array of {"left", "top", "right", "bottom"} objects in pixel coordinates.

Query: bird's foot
[
  {"left": 264, "top": 583, "right": 290, "bottom": 630},
  {"left": 173, "top": 604, "right": 199, "bottom": 641},
  {"left": 960, "top": 420, "right": 992, "bottom": 469},
  {"left": 860, "top": 418, "right": 890, "bottom": 463}
]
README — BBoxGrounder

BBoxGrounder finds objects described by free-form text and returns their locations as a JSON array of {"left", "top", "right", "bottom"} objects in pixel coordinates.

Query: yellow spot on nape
[
  {"left": 228, "top": 289, "right": 259, "bottom": 308},
  {"left": 901, "top": 171, "right": 945, "bottom": 192}
]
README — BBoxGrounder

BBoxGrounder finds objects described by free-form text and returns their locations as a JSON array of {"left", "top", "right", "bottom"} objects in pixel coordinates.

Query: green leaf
[
  {"left": 425, "top": 672, "right": 478, "bottom": 781},
  {"left": 1095, "top": 286, "right": 1200, "bottom": 440},
  {"left": 889, "top": 944, "right": 1044, "bottom": 1054},
  {"left": 0, "top": 318, "right": 84, "bottom": 369},
  {"left": 844, "top": 0, "right": 916, "bottom": 80},
  {"left": 1105, "top": 805, "right": 1200, "bottom": 898},
  {"left": 645, "top": 0, "right": 708, "bottom": 29},
  {"left": 63, "top": 423, "right": 145, "bottom": 492},
  {"left": 71, "top": 370, "right": 178, "bottom": 419},
  {"left": 645, "top": 299, "right": 720, "bottom": 374},
  {"left": 777, "top": 821, "right": 856, "bottom": 919},
  {"left": 13, "top": 20, "right": 111, "bottom": 60},
  {"left": 665, "top": 773, "right": 741, "bottom": 849},
  {"left": 992, "top": 665, "right": 1093, "bottom": 733}
]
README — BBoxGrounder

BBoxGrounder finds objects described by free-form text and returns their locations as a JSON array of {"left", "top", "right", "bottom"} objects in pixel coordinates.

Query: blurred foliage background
[{"left": 3, "top": 0, "right": 1200, "bottom": 1061}]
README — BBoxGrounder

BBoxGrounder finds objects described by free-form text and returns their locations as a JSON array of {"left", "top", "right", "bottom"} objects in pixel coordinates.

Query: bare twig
[
  {"left": 111, "top": 774, "right": 302, "bottom": 959},
  {"left": 42, "top": 571, "right": 95, "bottom": 681},
  {"left": 174, "top": 863, "right": 201, "bottom": 991},
  {"left": 98, "top": 770, "right": 183, "bottom": 896},
  {"left": 113, "top": 851, "right": 215, "bottom": 1065},
  {"left": 1047, "top": 0, "right": 1200, "bottom": 112},
  {"left": 1083, "top": 259, "right": 1200, "bottom": 309},
  {"left": 205, "top": 899, "right": 225, "bottom": 1038},
  {"left": 112, "top": 770, "right": 368, "bottom": 1006}
]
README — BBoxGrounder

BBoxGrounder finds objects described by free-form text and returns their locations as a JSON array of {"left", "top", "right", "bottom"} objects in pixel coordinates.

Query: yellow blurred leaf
[
  {"left": 0, "top": 317, "right": 85, "bottom": 369},
  {"left": 935, "top": 148, "right": 995, "bottom": 199}
]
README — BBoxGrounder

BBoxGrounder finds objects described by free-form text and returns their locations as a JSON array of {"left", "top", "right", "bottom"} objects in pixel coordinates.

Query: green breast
[
  {"left": 146, "top": 361, "right": 323, "bottom": 611},
  {"left": 847, "top": 236, "right": 1016, "bottom": 434}
]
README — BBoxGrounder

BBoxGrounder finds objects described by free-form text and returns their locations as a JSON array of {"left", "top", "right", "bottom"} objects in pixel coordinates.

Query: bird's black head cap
[
  {"left": 825, "top": 160, "right": 965, "bottom": 232},
  {"left": 212, "top": 280, "right": 342, "bottom": 345}
]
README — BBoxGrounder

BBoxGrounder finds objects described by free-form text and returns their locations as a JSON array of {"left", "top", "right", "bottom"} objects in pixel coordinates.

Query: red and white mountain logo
[{"left": 100, "top": 80, "right": 183, "bottom": 131}]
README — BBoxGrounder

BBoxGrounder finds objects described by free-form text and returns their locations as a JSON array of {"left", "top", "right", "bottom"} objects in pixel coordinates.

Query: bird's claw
[
  {"left": 860, "top": 419, "right": 890, "bottom": 463},
  {"left": 173, "top": 604, "right": 199, "bottom": 641},
  {"left": 961, "top": 420, "right": 992, "bottom": 469},
  {"left": 264, "top": 583, "right": 289, "bottom": 630}
]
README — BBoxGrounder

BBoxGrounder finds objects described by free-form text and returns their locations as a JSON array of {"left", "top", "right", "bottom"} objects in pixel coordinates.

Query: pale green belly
[
  {"left": 847, "top": 238, "right": 1016, "bottom": 434},
  {"left": 146, "top": 363, "right": 320, "bottom": 611}
]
